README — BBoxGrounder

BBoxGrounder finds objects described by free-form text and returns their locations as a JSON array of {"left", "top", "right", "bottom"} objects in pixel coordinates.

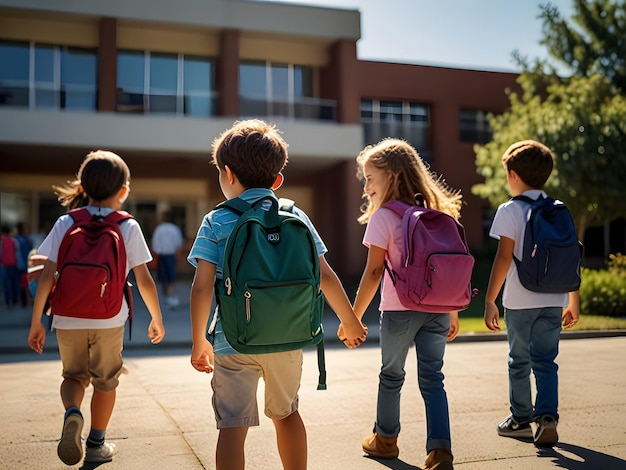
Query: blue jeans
[
  {"left": 375, "top": 310, "right": 451, "bottom": 453},
  {"left": 504, "top": 307, "right": 561, "bottom": 422}
]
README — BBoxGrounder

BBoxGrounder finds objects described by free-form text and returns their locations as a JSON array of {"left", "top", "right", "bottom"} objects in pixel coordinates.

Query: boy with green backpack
[{"left": 187, "top": 119, "right": 367, "bottom": 470}]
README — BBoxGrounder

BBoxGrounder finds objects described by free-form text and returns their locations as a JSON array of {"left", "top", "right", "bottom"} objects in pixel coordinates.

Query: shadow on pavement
[
  {"left": 538, "top": 442, "right": 626, "bottom": 470},
  {"left": 365, "top": 456, "right": 420, "bottom": 469}
]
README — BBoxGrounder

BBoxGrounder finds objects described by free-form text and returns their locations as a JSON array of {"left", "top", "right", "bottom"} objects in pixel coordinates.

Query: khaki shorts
[
  {"left": 212, "top": 350, "right": 303, "bottom": 428},
  {"left": 56, "top": 326, "right": 125, "bottom": 391}
]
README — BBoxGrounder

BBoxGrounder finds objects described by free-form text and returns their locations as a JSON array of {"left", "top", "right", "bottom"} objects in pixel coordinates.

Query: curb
[{"left": 4, "top": 329, "right": 626, "bottom": 357}]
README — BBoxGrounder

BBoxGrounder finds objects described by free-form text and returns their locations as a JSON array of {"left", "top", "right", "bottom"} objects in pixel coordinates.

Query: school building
[{"left": 1, "top": 0, "right": 618, "bottom": 280}]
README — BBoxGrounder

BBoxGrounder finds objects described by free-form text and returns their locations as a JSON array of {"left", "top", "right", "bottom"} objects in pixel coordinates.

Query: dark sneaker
[
  {"left": 84, "top": 442, "right": 117, "bottom": 463},
  {"left": 497, "top": 415, "right": 533, "bottom": 439},
  {"left": 57, "top": 413, "right": 84, "bottom": 465},
  {"left": 534, "top": 415, "right": 558, "bottom": 447}
]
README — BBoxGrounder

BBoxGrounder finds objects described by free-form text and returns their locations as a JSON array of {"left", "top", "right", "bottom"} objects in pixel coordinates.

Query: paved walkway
[{"left": 1, "top": 283, "right": 625, "bottom": 469}]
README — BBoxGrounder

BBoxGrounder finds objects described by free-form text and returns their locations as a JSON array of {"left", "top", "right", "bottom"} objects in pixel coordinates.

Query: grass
[{"left": 458, "top": 314, "right": 626, "bottom": 334}]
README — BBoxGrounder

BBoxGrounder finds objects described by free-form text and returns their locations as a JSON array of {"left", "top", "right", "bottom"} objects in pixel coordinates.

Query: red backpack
[
  {"left": 50, "top": 208, "right": 133, "bottom": 319},
  {"left": 382, "top": 199, "right": 476, "bottom": 313}
]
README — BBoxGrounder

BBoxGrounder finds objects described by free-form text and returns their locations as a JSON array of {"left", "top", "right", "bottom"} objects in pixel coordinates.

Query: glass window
[
  {"left": 34, "top": 45, "right": 57, "bottom": 108},
  {"left": 0, "top": 40, "right": 29, "bottom": 106},
  {"left": 379, "top": 101, "right": 403, "bottom": 122},
  {"left": 271, "top": 63, "right": 289, "bottom": 99},
  {"left": 61, "top": 47, "right": 97, "bottom": 109},
  {"left": 294, "top": 65, "right": 313, "bottom": 98},
  {"left": 360, "top": 99, "right": 374, "bottom": 121},
  {"left": 184, "top": 56, "right": 213, "bottom": 117},
  {"left": 117, "top": 50, "right": 214, "bottom": 116},
  {"left": 117, "top": 51, "right": 145, "bottom": 91},
  {"left": 360, "top": 98, "right": 431, "bottom": 153},
  {"left": 0, "top": 41, "right": 96, "bottom": 110},
  {"left": 149, "top": 53, "right": 177, "bottom": 113},
  {"left": 239, "top": 61, "right": 322, "bottom": 119},
  {"left": 459, "top": 108, "right": 492, "bottom": 143},
  {"left": 239, "top": 62, "right": 266, "bottom": 98}
]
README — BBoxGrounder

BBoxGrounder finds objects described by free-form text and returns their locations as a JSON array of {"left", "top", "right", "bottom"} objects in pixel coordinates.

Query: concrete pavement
[{"left": 1, "top": 283, "right": 626, "bottom": 469}]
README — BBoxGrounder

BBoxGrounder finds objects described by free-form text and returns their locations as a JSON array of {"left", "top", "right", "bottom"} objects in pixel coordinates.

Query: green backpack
[{"left": 215, "top": 196, "right": 327, "bottom": 389}]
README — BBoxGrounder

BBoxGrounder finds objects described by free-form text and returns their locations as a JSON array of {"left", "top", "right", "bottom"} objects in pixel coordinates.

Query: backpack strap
[
  {"left": 216, "top": 197, "right": 253, "bottom": 215},
  {"left": 279, "top": 196, "right": 327, "bottom": 390}
]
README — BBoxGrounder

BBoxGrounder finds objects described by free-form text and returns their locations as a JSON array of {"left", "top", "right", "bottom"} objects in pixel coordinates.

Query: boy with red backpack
[{"left": 28, "top": 150, "right": 165, "bottom": 466}]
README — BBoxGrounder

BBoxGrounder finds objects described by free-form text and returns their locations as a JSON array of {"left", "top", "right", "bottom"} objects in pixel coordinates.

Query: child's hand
[
  {"left": 191, "top": 339, "right": 214, "bottom": 373},
  {"left": 148, "top": 319, "right": 165, "bottom": 344},
  {"left": 484, "top": 301, "right": 501, "bottom": 331},
  {"left": 338, "top": 321, "right": 368, "bottom": 349},
  {"left": 27, "top": 321, "right": 46, "bottom": 354},
  {"left": 447, "top": 311, "right": 459, "bottom": 341},
  {"left": 562, "top": 307, "right": 579, "bottom": 329}
]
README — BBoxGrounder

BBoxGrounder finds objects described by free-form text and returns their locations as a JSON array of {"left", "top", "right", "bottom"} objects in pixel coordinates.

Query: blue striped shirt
[{"left": 187, "top": 188, "right": 327, "bottom": 354}]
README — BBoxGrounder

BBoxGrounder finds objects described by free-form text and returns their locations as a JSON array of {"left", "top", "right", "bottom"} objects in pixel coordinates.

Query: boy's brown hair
[
  {"left": 502, "top": 140, "right": 554, "bottom": 189},
  {"left": 212, "top": 119, "right": 288, "bottom": 189}
]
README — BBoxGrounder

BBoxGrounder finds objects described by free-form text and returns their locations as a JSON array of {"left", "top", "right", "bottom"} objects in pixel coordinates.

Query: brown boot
[
  {"left": 362, "top": 432, "right": 399, "bottom": 459},
  {"left": 424, "top": 448, "right": 453, "bottom": 470}
]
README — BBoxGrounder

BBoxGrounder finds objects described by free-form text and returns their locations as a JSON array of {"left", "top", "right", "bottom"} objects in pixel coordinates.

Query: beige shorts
[
  {"left": 212, "top": 350, "right": 303, "bottom": 428},
  {"left": 56, "top": 326, "right": 125, "bottom": 391}
]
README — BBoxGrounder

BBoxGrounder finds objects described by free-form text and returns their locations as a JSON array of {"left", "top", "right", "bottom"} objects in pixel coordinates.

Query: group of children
[{"left": 27, "top": 119, "right": 579, "bottom": 470}]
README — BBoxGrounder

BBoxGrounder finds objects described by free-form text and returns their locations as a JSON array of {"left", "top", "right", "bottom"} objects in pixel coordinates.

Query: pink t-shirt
[{"left": 362, "top": 207, "right": 408, "bottom": 311}]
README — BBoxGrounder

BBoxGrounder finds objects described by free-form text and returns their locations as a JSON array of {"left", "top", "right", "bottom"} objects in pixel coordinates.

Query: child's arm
[
  {"left": 319, "top": 255, "right": 366, "bottom": 348},
  {"left": 484, "top": 236, "right": 514, "bottom": 332},
  {"left": 352, "top": 245, "right": 386, "bottom": 321},
  {"left": 562, "top": 290, "right": 580, "bottom": 329},
  {"left": 448, "top": 311, "right": 459, "bottom": 341},
  {"left": 189, "top": 259, "right": 215, "bottom": 372},
  {"left": 132, "top": 263, "right": 165, "bottom": 344},
  {"left": 27, "top": 260, "right": 56, "bottom": 354}
]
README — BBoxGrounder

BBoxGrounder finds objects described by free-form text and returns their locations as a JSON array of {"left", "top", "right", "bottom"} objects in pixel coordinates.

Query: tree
[{"left": 473, "top": 0, "right": 626, "bottom": 240}]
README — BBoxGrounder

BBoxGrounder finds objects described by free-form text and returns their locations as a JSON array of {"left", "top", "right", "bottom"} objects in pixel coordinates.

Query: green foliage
[
  {"left": 580, "top": 265, "right": 626, "bottom": 317},
  {"left": 608, "top": 252, "right": 626, "bottom": 274},
  {"left": 539, "top": 0, "right": 626, "bottom": 91},
  {"left": 473, "top": 1, "right": 626, "bottom": 236}
]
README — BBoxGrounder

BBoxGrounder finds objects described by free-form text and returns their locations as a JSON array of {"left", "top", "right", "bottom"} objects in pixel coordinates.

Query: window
[
  {"left": 360, "top": 99, "right": 430, "bottom": 155},
  {"left": 116, "top": 50, "right": 215, "bottom": 116},
  {"left": 0, "top": 40, "right": 97, "bottom": 110},
  {"left": 239, "top": 61, "right": 333, "bottom": 120},
  {"left": 459, "top": 109, "right": 492, "bottom": 143}
]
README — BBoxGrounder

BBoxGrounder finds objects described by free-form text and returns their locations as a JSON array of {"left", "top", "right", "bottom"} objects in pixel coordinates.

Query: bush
[{"left": 580, "top": 260, "right": 626, "bottom": 317}]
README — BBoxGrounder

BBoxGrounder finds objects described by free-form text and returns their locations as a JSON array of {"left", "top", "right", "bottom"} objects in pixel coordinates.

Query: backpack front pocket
[{"left": 239, "top": 281, "right": 322, "bottom": 346}]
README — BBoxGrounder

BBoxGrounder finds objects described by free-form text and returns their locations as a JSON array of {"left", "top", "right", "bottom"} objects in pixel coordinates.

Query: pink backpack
[{"left": 383, "top": 199, "right": 476, "bottom": 313}]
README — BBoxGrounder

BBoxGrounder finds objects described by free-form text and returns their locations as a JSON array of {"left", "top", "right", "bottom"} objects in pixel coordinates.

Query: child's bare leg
[
  {"left": 90, "top": 387, "right": 116, "bottom": 430},
  {"left": 273, "top": 411, "right": 307, "bottom": 470},
  {"left": 60, "top": 378, "right": 85, "bottom": 410},
  {"left": 216, "top": 427, "right": 248, "bottom": 470}
]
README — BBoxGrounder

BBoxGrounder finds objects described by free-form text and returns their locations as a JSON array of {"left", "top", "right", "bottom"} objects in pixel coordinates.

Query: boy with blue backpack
[
  {"left": 187, "top": 119, "right": 367, "bottom": 470},
  {"left": 484, "top": 140, "right": 581, "bottom": 448}
]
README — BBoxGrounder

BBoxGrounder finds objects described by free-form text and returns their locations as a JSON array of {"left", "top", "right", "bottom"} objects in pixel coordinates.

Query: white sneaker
[
  {"left": 85, "top": 442, "right": 117, "bottom": 463},
  {"left": 167, "top": 296, "right": 180, "bottom": 308}
]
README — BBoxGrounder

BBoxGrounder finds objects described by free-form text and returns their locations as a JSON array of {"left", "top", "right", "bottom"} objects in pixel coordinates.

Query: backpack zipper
[
  {"left": 244, "top": 291, "right": 251, "bottom": 321},
  {"left": 100, "top": 282, "right": 107, "bottom": 297}
]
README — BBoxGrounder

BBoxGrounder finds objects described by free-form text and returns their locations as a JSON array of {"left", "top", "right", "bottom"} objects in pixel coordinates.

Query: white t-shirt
[
  {"left": 362, "top": 207, "right": 408, "bottom": 312},
  {"left": 38, "top": 206, "right": 152, "bottom": 329},
  {"left": 489, "top": 190, "right": 569, "bottom": 309},
  {"left": 151, "top": 222, "right": 183, "bottom": 255}
]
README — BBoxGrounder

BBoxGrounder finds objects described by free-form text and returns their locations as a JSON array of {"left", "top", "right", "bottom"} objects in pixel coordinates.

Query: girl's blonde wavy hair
[{"left": 356, "top": 138, "right": 462, "bottom": 224}]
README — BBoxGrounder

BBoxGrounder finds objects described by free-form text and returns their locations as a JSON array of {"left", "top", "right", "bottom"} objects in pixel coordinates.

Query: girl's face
[{"left": 362, "top": 160, "right": 391, "bottom": 208}]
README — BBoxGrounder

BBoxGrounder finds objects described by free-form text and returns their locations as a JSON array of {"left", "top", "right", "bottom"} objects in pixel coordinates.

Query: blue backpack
[{"left": 512, "top": 195, "right": 583, "bottom": 293}]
